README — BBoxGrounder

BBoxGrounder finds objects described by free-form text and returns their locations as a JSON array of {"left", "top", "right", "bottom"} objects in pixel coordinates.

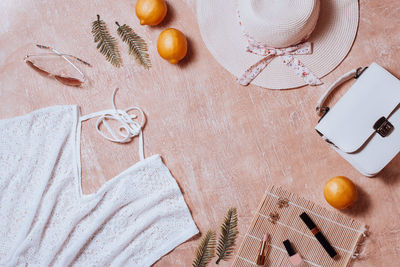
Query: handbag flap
[{"left": 316, "top": 63, "right": 400, "bottom": 153}]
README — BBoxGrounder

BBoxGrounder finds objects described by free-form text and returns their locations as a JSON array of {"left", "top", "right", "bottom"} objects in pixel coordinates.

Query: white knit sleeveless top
[{"left": 0, "top": 91, "right": 198, "bottom": 266}]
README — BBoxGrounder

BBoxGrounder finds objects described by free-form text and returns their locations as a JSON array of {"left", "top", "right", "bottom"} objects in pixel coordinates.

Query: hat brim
[{"left": 197, "top": 0, "right": 359, "bottom": 90}]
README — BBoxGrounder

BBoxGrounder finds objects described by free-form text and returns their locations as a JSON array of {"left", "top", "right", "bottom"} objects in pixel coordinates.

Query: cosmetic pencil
[{"left": 299, "top": 212, "right": 337, "bottom": 258}]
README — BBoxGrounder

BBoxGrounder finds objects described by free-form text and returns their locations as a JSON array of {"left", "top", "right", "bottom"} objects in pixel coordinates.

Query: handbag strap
[{"left": 316, "top": 67, "right": 368, "bottom": 116}]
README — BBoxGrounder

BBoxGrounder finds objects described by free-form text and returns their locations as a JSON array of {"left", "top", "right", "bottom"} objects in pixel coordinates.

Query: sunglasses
[{"left": 24, "top": 44, "right": 91, "bottom": 87}]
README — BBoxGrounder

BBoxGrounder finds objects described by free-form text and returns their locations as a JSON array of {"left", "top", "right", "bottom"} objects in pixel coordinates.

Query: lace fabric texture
[{"left": 0, "top": 105, "right": 198, "bottom": 267}]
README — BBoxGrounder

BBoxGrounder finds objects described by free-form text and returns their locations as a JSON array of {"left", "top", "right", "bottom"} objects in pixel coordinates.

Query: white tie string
[{"left": 80, "top": 88, "right": 146, "bottom": 160}]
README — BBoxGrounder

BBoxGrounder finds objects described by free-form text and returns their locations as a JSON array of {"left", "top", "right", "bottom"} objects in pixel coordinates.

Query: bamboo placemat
[{"left": 232, "top": 186, "right": 368, "bottom": 267}]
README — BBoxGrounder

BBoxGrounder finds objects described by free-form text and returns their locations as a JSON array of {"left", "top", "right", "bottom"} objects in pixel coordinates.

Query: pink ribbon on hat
[{"left": 237, "top": 10, "right": 322, "bottom": 87}]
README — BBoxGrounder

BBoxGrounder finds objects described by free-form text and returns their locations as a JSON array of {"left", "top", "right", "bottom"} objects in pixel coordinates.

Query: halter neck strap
[{"left": 80, "top": 88, "right": 146, "bottom": 160}]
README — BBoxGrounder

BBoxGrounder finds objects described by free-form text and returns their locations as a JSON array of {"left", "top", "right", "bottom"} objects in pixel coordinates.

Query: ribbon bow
[{"left": 237, "top": 10, "right": 322, "bottom": 87}]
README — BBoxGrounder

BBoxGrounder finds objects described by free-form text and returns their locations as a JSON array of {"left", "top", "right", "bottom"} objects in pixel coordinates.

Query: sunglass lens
[
  {"left": 54, "top": 75, "right": 83, "bottom": 87},
  {"left": 26, "top": 60, "right": 51, "bottom": 77}
]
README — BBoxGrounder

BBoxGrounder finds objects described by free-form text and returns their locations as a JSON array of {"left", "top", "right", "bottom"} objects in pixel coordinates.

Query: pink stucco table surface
[{"left": 0, "top": 0, "right": 399, "bottom": 266}]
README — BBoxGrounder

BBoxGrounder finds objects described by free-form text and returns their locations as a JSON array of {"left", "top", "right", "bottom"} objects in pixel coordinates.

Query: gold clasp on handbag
[{"left": 373, "top": 117, "right": 394, "bottom": 137}]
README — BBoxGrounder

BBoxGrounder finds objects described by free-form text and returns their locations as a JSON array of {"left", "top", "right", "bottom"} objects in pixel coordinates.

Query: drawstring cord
[{"left": 80, "top": 88, "right": 146, "bottom": 160}]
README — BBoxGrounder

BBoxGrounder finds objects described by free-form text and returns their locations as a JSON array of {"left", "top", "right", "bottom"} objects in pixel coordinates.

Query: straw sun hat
[{"left": 197, "top": 0, "right": 359, "bottom": 89}]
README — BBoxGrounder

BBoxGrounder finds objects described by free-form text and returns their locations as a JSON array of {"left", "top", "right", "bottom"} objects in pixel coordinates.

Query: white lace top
[{"left": 0, "top": 98, "right": 198, "bottom": 266}]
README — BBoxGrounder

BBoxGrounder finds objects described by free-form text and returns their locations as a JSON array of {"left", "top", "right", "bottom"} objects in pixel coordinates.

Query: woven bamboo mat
[{"left": 232, "top": 186, "right": 367, "bottom": 267}]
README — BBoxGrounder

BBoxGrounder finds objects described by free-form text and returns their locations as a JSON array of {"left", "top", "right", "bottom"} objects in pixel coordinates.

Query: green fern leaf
[
  {"left": 116, "top": 22, "right": 151, "bottom": 69},
  {"left": 192, "top": 230, "right": 216, "bottom": 267},
  {"left": 216, "top": 207, "right": 239, "bottom": 264},
  {"left": 91, "top": 15, "right": 122, "bottom": 67}
]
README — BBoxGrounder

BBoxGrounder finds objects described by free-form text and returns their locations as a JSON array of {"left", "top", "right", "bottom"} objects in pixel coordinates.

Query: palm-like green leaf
[
  {"left": 91, "top": 15, "right": 122, "bottom": 67},
  {"left": 192, "top": 230, "right": 216, "bottom": 267},
  {"left": 216, "top": 207, "right": 239, "bottom": 264},
  {"left": 116, "top": 22, "right": 151, "bottom": 69}
]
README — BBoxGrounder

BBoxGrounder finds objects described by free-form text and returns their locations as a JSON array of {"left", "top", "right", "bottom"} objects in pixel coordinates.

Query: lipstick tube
[
  {"left": 256, "top": 233, "right": 269, "bottom": 265},
  {"left": 299, "top": 212, "right": 337, "bottom": 258}
]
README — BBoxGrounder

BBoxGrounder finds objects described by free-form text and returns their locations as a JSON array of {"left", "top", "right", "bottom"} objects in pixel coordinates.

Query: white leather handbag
[{"left": 315, "top": 63, "right": 400, "bottom": 177}]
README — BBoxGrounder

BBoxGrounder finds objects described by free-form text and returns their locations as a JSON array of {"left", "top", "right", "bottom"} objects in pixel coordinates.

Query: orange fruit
[
  {"left": 135, "top": 0, "right": 167, "bottom": 26},
  {"left": 323, "top": 176, "right": 358, "bottom": 209},
  {"left": 157, "top": 28, "right": 187, "bottom": 64}
]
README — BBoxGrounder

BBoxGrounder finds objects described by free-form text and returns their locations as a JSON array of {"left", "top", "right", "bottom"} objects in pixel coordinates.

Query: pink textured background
[{"left": 0, "top": 0, "right": 399, "bottom": 266}]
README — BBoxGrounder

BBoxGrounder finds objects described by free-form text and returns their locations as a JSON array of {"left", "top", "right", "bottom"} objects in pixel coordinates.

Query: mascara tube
[{"left": 299, "top": 212, "right": 337, "bottom": 258}]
